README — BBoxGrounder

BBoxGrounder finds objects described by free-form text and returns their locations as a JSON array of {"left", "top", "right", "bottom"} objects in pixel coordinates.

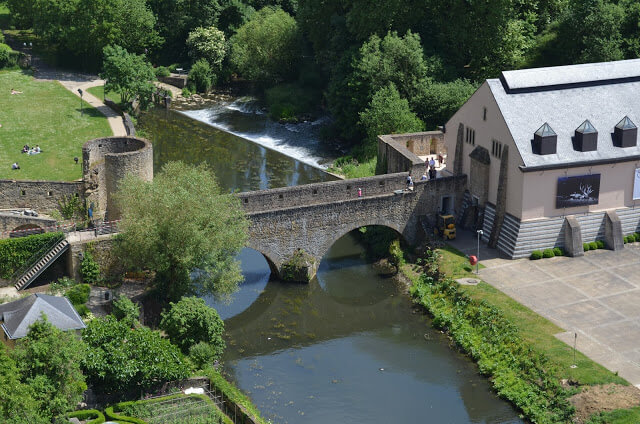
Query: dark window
[
  {"left": 278, "top": 194, "right": 283, "bottom": 199},
  {"left": 483, "top": 107, "right": 487, "bottom": 121},
  {"left": 491, "top": 140, "right": 503, "bottom": 158},
  {"left": 313, "top": 189, "right": 318, "bottom": 195},
  {"left": 379, "top": 181, "right": 385, "bottom": 186},
  {"left": 20, "top": 190, "right": 25, "bottom": 196},
  {"left": 48, "top": 191, "right": 53, "bottom": 196},
  {"left": 243, "top": 198, "right": 248, "bottom": 203},
  {"left": 346, "top": 185, "right": 351, "bottom": 190},
  {"left": 466, "top": 127, "right": 475, "bottom": 145}
]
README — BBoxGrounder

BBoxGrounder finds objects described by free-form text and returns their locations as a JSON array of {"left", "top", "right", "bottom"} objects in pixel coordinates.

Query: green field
[
  {"left": 0, "top": 70, "right": 112, "bottom": 181},
  {"left": 86, "top": 85, "right": 123, "bottom": 106}
]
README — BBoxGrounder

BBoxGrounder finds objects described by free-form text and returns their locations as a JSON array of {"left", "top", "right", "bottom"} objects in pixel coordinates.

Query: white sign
[{"left": 634, "top": 168, "right": 640, "bottom": 200}]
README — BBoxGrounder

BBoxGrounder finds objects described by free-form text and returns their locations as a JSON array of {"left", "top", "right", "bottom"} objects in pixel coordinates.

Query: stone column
[
  {"left": 604, "top": 210, "right": 624, "bottom": 251},
  {"left": 563, "top": 216, "right": 584, "bottom": 257},
  {"left": 489, "top": 146, "right": 508, "bottom": 249},
  {"left": 454, "top": 123, "right": 464, "bottom": 175}
]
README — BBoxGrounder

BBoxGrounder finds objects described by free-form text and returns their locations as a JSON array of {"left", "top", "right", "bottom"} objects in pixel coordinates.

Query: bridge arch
[{"left": 10, "top": 224, "right": 44, "bottom": 238}]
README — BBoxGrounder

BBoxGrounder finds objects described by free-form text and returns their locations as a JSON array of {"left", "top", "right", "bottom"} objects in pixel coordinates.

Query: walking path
[{"left": 456, "top": 232, "right": 640, "bottom": 387}]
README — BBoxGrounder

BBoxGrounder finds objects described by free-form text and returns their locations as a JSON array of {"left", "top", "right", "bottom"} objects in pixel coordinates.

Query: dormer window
[
  {"left": 574, "top": 120, "right": 598, "bottom": 152},
  {"left": 614, "top": 116, "right": 637, "bottom": 148},
  {"left": 533, "top": 123, "right": 557, "bottom": 155}
]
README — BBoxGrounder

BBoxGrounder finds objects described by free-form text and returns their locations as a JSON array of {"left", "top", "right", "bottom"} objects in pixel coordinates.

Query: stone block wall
[
  {"left": 0, "top": 212, "right": 57, "bottom": 236},
  {"left": 377, "top": 131, "right": 446, "bottom": 176},
  {"left": 0, "top": 179, "right": 83, "bottom": 213},
  {"left": 158, "top": 75, "right": 187, "bottom": 88}
]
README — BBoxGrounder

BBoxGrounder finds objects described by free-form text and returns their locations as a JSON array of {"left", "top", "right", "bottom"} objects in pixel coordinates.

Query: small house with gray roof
[
  {"left": 444, "top": 58, "right": 640, "bottom": 258},
  {"left": 0, "top": 293, "right": 86, "bottom": 348}
]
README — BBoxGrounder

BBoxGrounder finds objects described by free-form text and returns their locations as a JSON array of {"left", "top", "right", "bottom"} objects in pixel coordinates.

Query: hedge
[
  {"left": 67, "top": 409, "right": 106, "bottom": 424},
  {"left": 409, "top": 251, "right": 574, "bottom": 423},
  {"left": 0, "top": 232, "right": 64, "bottom": 279}
]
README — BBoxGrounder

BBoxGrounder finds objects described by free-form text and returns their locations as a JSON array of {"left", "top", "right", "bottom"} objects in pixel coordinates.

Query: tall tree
[
  {"left": 186, "top": 26, "right": 227, "bottom": 70},
  {"left": 114, "top": 161, "right": 249, "bottom": 301},
  {"left": 101, "top": 45, "right": 156, "bottom": 106}
]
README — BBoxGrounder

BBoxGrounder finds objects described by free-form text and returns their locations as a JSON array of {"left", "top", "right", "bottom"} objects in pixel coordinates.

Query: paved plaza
[{"left": 474, "top": 242, "right": 640, "bottom": 386}]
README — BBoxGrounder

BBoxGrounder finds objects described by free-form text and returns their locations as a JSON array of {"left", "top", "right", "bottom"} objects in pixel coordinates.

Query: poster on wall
[
  {"left": 634, "top": 168, "right": 640, "bottom": 200},
  {"left": 556, "top": 174, "right": 601, "bottom": 208}
]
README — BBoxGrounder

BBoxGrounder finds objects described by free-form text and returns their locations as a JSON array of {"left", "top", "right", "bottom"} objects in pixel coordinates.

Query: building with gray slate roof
[
  {"left": 0, "top": 293, "right": 86, "bottom": 348},
  {"left": 444, "top": 58, "right": 640, "bottom": 258}
]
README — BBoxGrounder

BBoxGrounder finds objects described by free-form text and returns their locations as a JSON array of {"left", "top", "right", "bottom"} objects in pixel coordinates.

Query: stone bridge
[{"left": 237, "top": 172, "right": 466, "bottom": 280}]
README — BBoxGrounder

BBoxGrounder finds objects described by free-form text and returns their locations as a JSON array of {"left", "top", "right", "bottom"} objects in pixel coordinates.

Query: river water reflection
[{"left": 138, "top": 106, "right": 523, "bottom": 424}]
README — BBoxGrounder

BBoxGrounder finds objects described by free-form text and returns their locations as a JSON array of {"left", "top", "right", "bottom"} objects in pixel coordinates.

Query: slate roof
[
  {"left": 487, "top": 58, "right": 640, "bottom": 170},
  {"left": 0, "top": 294, "right": 86, "bottom": 340}
]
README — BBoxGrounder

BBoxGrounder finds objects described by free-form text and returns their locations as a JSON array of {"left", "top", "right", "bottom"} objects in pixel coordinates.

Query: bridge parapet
[{"left": 237, "top": 172, "right": 409, "bottom": 213}]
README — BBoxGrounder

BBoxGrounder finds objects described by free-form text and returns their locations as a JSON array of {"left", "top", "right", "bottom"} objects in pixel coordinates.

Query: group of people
[{"left": 21, "top": 144, "right": 41, "bottom": 155}]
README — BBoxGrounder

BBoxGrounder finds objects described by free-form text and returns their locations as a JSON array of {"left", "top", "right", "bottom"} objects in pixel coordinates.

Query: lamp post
[
  {"left": 476, "top": 229, "right": 483, "bottom": 274},
  {"left": 77, "top": 88, "right": 83, "bottom": 116}
]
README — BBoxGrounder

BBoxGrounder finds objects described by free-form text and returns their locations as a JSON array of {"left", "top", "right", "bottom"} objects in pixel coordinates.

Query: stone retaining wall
[{"left": 0, "top": 179, "right": 83, "bottom": 213}]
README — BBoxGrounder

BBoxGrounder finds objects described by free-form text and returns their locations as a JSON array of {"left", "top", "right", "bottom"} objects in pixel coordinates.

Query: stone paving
[{"left": 476, "top": 243, "right": 640, "bottom": 386}]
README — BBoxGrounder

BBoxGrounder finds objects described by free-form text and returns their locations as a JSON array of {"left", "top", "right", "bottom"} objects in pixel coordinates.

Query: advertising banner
[
  {"left": 634, "top": 168, "right": 640, "bottom": 200},
  {"left": 556, "top": 174, "right": 601, "bottom": 208}
]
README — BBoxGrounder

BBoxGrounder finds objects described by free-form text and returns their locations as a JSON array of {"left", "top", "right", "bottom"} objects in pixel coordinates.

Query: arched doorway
[{"left": 10, "top": 224, "right": 44, "bottom": 238}]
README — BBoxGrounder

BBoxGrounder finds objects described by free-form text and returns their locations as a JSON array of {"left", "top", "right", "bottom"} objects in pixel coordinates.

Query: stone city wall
[
  {"left": 237, "top": 173, "right": 409, "bottom": 213},
  {"left": 377, "top": 131, "right": 446, "bottom": 176},
  {"left": 0, "top": 212, "right": 57, "bottom": 235},
  {"left": 0, "top": 179, "right": 83, "bottom": 213}
]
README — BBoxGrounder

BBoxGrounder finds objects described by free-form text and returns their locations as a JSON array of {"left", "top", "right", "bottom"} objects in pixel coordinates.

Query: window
[
  {"left": 465, "top": 127, "right": 475, "bottom": 145},
  {"left": 491, "top": 139, "right": 503, "bottom": 158},
  {"left": 20, "top": 190, "right": 26, "bottom": 196},
  {"left": 483, "top": 107, "right": 487, "bottom": 121}
]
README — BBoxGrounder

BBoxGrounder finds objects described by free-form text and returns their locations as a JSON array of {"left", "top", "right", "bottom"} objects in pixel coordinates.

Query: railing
[
  {"left": 10, "top": 233, "right": 65, "bottom": 283},
  {"left": 2, "top": 220, "right": 120, "bottom": 239}
]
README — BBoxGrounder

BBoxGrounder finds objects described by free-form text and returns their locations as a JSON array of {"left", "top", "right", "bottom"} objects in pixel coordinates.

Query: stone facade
[
  {"left": 0, "top": 180, "right": 83, "bottom": 214},
  {"left": 376, "top": 131, "right": 445, "bottom": 176},
  {"left": 0, "top": 212, "right": 57, "bottom": 236}
]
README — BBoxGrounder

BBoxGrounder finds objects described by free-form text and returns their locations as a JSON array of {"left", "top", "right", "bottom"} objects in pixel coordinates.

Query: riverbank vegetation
[{"left": 0, "top": 70, "right": 111, "bottom": 181}]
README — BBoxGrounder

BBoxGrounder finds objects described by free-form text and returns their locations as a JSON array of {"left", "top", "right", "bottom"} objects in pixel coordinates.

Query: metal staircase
[{"left": 14, "top": 239, "right": 70, "bottom": 291}]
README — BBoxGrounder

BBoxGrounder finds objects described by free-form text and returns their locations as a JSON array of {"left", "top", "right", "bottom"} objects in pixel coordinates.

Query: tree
[
  {"left": 12, "top": 317, "right": 87, "bottom": 419},
  {"left": 412, "top": 79, "right": 477, "bottom": 130},
  {"left": 111, "top": 296, "right": 140, "bottom": 327},
  {"left": 358, "top": 83, "right": 424, "bottom": 157},
  {"left": 101, "top": 45, "right": 155, "bottom": 106},
  {"left": 0, "top": 344, "right": 48, "bottom": 424},
  {"left": 160, "top": 297, "right": 225, "bottom": 357},
  {"left": 186, "top": 26, "right": 227, "bottom": 70},
  {"left": 230, "top": 6, "right": 301, "bottom": 82},
  {"left": 82, "top": 316, "right": 190, "bottom": 395},
  {"left": 188, "top": 58, "right": 214, "bottom": 93},
  {"left": 113, "top": 161, "right": 249, "bottom": 301}
]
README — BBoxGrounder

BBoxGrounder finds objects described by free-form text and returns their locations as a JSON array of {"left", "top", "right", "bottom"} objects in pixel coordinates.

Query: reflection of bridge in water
[{"left": 237, "top": 172, "right": 466, "bottom": 280}]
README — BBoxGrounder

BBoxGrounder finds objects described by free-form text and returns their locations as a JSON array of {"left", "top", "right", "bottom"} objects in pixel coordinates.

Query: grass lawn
[
  {"left": 587, "top": 407, "right": 640, "bottom": 424},
  {"left": 86, "top": 85, "right": 123, "bottom": 106},
  {"left": 0, "top": 4, "right": 9, "bottom": 30},
  {"left": 0, "top": 70, "right": 112, "bottom": 181},
  {"left": 434, "top": 245, "right": 627, "bottom": 386},
  {"left": 438, "top": 244, "right": 484, "bottom": 277}
]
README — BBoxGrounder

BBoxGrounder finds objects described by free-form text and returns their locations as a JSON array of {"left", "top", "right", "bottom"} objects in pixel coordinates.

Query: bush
[
  {"left": 80, "top": 251, "right": 101, "bottom": 284},
  {"left": 67, "top": 409, "right": 105, "bottom": 424},
  {"left": 155, "top": 66, "right": 170, "bottom": 77},
  {"left": 265, "top": 83, "right": 321, "bottom": 121},
  {"left": 589, "top": 241, "right": 598, "bottom": 250},
  {"left": 553, "top": 247, "right": 564, "bottom": 256},
  {"left": 629, "top": 234, "right": 637, "bottom": 242},
  {"left": 73, "top": 304, "right": 91, "bottom": 318},
  {"left": 596, "top": 240, "right": 605, "bottom": 249},
  {"left": 530, "top": 250, "right": 543, "bottom": 260},
  {"left": 0, "top": 232, "right": 64, "bottom": 279},
  {"left": 542, "top": 249, "right": 555, "bottom": 258},
  {"left": 111, "top": 296, "right": 140, "bottom": 327},
  {"left": 624, "top": 235, "right": 629, "bottom": 244},
  {"left": 0, "top": 44, "right": 12, "bottom": 68},
  {"left": 635, "top": 232, "right": 640, "bottom": 241},
  {"left": 188, "top": 58, "right": 214, "bottom": 93},
  {"left": 66, "top": 284, "right": 90, "bottom": 305},
  {"left": 189, "top": 342, "right": 218, "bottom": 370},
  {"left": 583, "top": 243, "right": 590, "bottom": 251}
]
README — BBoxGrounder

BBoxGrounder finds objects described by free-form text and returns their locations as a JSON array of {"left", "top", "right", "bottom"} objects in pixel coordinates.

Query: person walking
[{"left": 357, "top": 187, "right": 362, "bottom": 197}]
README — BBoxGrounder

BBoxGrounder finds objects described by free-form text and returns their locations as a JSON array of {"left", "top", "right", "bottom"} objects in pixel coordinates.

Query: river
[{"left": 137, "top": 98, "right": 522, "bottom": 424}]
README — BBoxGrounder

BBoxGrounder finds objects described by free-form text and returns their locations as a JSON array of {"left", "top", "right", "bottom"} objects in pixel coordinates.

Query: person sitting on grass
[
  {"left": 10, "top": 88, "right": 23, "bottom": 95},
  {"left": 12, "top": 162, "right": 19, "bottom": 170},
  {"left": 34, "top": 145, "right": 41, "bottom": 153},
  {"left": 22, "top": 145, "right": 29, "bottom": 153}
]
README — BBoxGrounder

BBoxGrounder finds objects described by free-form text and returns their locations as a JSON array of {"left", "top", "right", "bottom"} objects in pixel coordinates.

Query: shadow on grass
[{"left": 74, "top": 107, "right": 106, "bottom": 119}]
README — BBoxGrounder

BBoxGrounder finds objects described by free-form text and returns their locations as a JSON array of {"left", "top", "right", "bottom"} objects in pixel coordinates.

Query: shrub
[
  {"left": 66, "top": 284, "right": 90, "bottom": 305},
  {"left": 189, "top": 342, "right": 218, "bottom": 370},
  {"left": 553, "top": 247, "right": 564, "bottom": 256},
  {"left": 624, "top": 236, "right": 629, "bottom": 244},
  {"left": 49, "top": 276, "right": 78, "bottom": 296},
  {"left": 542, "top": 249, "right": 555, "bottom": 258},
  {"left": 67, "top": 409, "right": 106, "bottom": 424},
  {"left": 0, "top": 44, "right": 12, "bottom": 68},
  {"left": 530, "top": 250, "right": 543, "bottom": 260},
  {"left": 80, "top": 251, "right": 101, "bottom": 284},
  {"left": 188, "top": 58, "right": 214, "bottom": 93},
  {"left": 589, "top": 241, "right": 598, "bottom": 250},
  {"left": 154, "top": 66, "right": 170, "bottom": 77},
  {"left": 74, "top": 304, "right": 91, "bottom": 318},
  {"left": 111, "top": 296, "right": 140, "bottom": 327},
  {"left": 635, "top": 232, "right": 640, "bottom": 241},
  {"left": 596, "top": 240, "right": 605, "bottom": 249},
  {"left": 629, "top": 234, "right": 637, "bottom": 242},
  {"left": 182, "top": 86, "right": 193, "bottom": 97},
  {"left": 583, "top": 243, "right": 590, "bottom": 251},
  {"left": 0, "top": 232, "right": 64, "bottom": 279}
]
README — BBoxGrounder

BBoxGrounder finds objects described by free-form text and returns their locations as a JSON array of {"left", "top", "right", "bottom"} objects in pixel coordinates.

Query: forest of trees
[{"left": 4, "top": 0, "right": 640, "bottom": 164}]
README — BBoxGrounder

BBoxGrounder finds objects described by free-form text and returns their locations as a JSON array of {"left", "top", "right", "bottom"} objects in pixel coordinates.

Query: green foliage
[
  {"left": 74, "top": 304, "right": 90, "bottom": 318},
  {"left": 589, "top": 241, "right": 598, "bottom": 250},
  {"left": 113, "top": 162, "right": 249, "bottom": 301},
  {"left": 57, "top": 193, "right": 82, "bottom": 220},
  {"left": 80, "top": 251, "right": 100, "bottom": 284},
  {"left": 66, "top": 283, "right": 90, "bottom": 305},
  {"left": 530, "top": 250, "right": 543, "bottom": 260},
  {"left": 12, "top": 317, "right": 87, "bottom": 419},
  {"left": 327, "top": 156, "right": 377, "bottom": 179},
  {"left": 111, "top": 296, "right": 140, "bottom": 327},
  {"left": 584, "top": 243, "right": 591, "bottom": 252},
  {"left": 186, "top": 26, "right": 227, "bottom": 70},
  {"left": 358, "top": 83, "right": 424, "bottom": 157},
  {"left": 230, "top": 7, "right": 301, "bottom": 82},
  {"left": 0, "top": 232, "right": 63, "bottom": 279},
  {"left": 109, "top": 394, "right": 225, "bottom": 424},
  {"left": 189, "top": 342, "right": 218, "bottom": 370},
  {"left": 265, "top": 82, "right": 321, "bottom": 121},
  {"left": 553, "top": 247, "right": 564, "bottom": 256},
  {"left": 596, "top": 240, "right": 605, "bottom": 249},
  {"left": 355, "top": 225, "right": 401, "bottom": 261},
  {"left": 635, "top": 232, "right": 640, "bottom": 241},
  {"left": 67, "top": 409, "right": 105, "bottom": 424},
  {"left": 155, "top": 66, "right": 170, "bottom": 77},
  {"left": 101, "top": 45, "right": 155, "bottom": 106},
  {"left": 0, "top": 43, "right": 15, "bottom": 68},
  {"left": 204, "top": 368, "right": 269, "bottom": 424},
  {"left": 410, "top": 270, "right": 574, "bottom": 423},
  {"left": 188, "top": 58, "right": 214, "bottom": 93},
  {"left": 82, "top": 316, "right": 190, "bottom": 395},
  {"left": 542, "top": 248, "right": 555, "bottom": 258},
  {"left": 586, "top": 406, "right": 640, "bottom": 424},
  {"left": 48, "top": 276, "right": 78, "bottom": 296},
  {"left": 624, "top": 235, "right": 629, "bottom": 243},
  {"left": 160, "top": 297, "right": 225, "bottom": 356},
  {"left": 412, "top": 79, "right": 477, "bottom": 129}
]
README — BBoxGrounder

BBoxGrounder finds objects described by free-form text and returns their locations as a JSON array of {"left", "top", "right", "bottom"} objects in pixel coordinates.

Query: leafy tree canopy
[
  {"left": 101, "top": 45, "right": 156, "bottom": 105},
  {"left": 187, "top": 26, "right": 227, "bottom": 69},
  {"left": 111, "top": 296, "right": 141, "bottom": 327},
  {"left": 114, "top": 161, "right": 249, "bottom": 301},
  {"left": 160, "top": 296, "right": 225, "bottom": 357}
]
